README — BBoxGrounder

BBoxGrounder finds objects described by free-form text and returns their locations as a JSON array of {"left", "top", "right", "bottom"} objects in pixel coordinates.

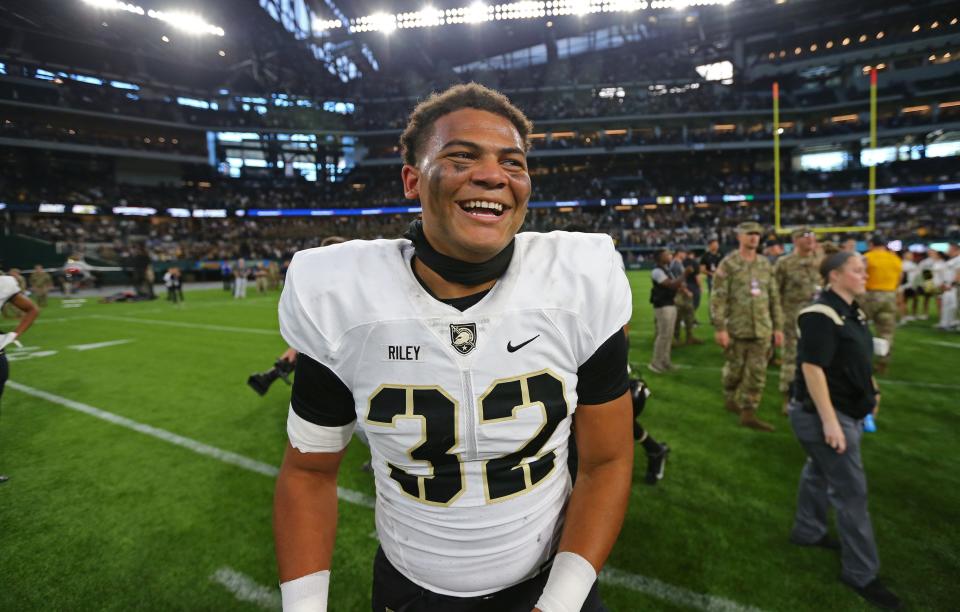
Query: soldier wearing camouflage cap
[
  {"left": 773, "top": 227, "right": 822, "bottom": 414},
  {"left": 710, "top": 221, "right": 784, "bottom": 431}
]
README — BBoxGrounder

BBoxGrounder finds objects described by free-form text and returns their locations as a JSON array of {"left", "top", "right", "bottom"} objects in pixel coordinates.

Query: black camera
[{"left": 247, "top": 358, "right": 296, "bottom": 396}]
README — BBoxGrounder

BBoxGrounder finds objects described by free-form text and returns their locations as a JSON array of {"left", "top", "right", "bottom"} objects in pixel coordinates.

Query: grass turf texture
[{"left": 0, "top": 273, "right": 957, "bottom": 611}]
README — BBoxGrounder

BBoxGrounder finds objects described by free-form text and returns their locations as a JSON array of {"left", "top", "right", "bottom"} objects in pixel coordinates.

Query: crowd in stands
[
  {"left": 0, "top": 117, "right": 206, "bottom": 157},
  {"left": 7, "top": 92, "right": 955, "bottom": 163},
  {"left": 2, "top": 156, "right": 958, "bottom": 217},
  {"left": 9, "top": 193, "right": 959, "bottom": 268}
]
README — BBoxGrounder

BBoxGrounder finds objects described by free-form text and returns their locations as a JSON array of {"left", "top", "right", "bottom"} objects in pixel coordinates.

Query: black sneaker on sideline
[
  {"left": 842, "top": 577, "right": 902, "bottom": 610},
  {"left": 645, "top": 443, "right": 670, "bottom": 485},
  {"left": 790, "top": 534, "right": 841, "bottom": 551}
]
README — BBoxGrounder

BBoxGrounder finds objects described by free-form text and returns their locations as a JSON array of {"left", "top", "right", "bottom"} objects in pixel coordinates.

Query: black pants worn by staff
[
  {"left": 371, "top": 546, "right": 607, "bottom": 612},
  {"left": 789, "top": 401, "right": 881, "bottom": 587}
]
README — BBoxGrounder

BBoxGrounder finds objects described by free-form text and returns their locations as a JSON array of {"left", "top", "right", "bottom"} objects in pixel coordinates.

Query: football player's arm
[
  {"left": 274, "top": 443, "right": 344, "bottom": 580},
  {"left": 273, "top": 353, "right": 357, "bottom": 611},
  {"left": 535, "top": 331, "right": 633, "bottom": 612},
  {"left": 9, "top": 293, "right": 39, "bottom": 336},
  {"left": 0, "top": 293, "right": 39, "bottom": 349},
  {"left": 562, "top": 390, "right": 634, "bottom": 566}
]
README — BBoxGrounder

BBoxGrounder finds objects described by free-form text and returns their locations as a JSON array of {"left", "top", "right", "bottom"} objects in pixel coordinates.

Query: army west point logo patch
[{"left": 450, "top": 323, "right": 477, "bottom": 355}]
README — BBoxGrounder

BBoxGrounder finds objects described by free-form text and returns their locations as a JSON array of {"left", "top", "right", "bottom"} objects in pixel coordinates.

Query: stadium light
[
  {"left": 464, "top": 2, "right": 490, "bottom": 23},
  {"left": 347, "top": 0, "right": 733, "bottom": 33},
  {"left": 82, "top": 0, "right": 142, "bottom": 14},
  {"left": 81, "top": 0, "right": 224, "bottom": 37}
]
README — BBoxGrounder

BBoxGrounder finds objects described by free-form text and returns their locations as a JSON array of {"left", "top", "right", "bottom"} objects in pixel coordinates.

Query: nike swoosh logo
[{"left": 507, "top": 335, "right": 540, "bottom": 353}]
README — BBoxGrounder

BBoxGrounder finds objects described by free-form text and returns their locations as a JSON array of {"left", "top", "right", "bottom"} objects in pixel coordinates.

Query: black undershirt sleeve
[
  {"left": 290, "top": 353, "right": 356, "bottom": 427},
  {"left": 576, "top": 330, "right": 630, "bottom": 405}
]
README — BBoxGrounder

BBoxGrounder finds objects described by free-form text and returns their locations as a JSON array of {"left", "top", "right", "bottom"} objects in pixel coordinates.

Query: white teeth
[{"left": 462, "top": 200, "right": 504, "bottom": 213}]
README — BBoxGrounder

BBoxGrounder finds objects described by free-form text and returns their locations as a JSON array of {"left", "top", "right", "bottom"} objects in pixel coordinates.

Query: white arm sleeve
[
  {"left": 280, "top": 570, "right": 329, "bottom": 612},
  {"left": 286, "top": 405, "right": 356, "bottom": 453},
  {"left": 534, "top": 552, "right": 598, "bottom": 612}
]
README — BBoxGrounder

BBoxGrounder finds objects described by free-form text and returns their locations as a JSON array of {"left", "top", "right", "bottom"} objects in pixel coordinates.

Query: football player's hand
[
  {"left": 773, "top": 331, "right": 784, "bottom": 347},
  {"left": 714, "top": 330, "right": 730, "bottom": 349},
  {"left": 0, "top": 332, "right": 18, "bottom": 351}
]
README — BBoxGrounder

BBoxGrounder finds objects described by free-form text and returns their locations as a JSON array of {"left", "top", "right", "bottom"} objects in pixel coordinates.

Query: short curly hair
[{"left": 399, "top": 83, "right": 534, "bottom": 167}]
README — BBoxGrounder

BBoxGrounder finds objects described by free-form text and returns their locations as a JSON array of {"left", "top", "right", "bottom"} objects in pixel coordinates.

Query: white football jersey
[
  {"left": 0, "top": 275, "right": 21, "bottom": 306},
  {"left": 278, "top": 231, "right": 632, "bottom": 597}
]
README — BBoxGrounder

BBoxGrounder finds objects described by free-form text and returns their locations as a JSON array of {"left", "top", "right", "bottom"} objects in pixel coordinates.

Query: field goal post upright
[
  {"left": 773, "top": 81, "right": 781, "bottom": 233},
  {"left": 773, "top": 69, "right": 878, "bottom": 236}
]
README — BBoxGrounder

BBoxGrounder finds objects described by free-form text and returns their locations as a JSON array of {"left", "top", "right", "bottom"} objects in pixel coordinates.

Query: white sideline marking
[
  {"left": 210, "top": 567, "right": 280, "bottom": 610},
  {"left": 921, "top": 340, "right": 960, "bottom": 349},
  {"left": 68, "top": 339, "right": 134, "bottom": 351},
  {"left": 6, "top": 350, "right": 57, "bottom": 362},
  {"left": 91, "top": 315, "right": 278, "bottom": 336},
  {"left": 31, "top": 315, "right": 97, "bottom": 323},
  {"left": 6, "top": 381, "right": 374, "bottom": 508},
  {"left": 600, "top": 567, "right": 765, "bottom": 612},
  {"left": 10, "top": 381, "right": 765, "bottom": 612},
  {"left": 7, "top": 381, "right": 281, "bottom": 477}
]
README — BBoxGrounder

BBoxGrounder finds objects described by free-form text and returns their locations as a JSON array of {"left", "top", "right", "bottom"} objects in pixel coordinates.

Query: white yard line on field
[
  {"left": 33, "top": 297, "right": 275, "bottom": 324},
  {"left": 68, "top": 339, "right": 135, "bottom": 351},
  {"left": 210, "top": 567, "right": 280, "bottom": 610},
  {"left": 920, "top": 340, "right": 960, "bottom": 349},
  {"left": 10, "top": 381, "right": 765, "bottom": 612},
  {"left": 90, "top": 315, "right": 279, "bottom": 336},
  {"left": 32, "top": 316, "right": 98, "bottom": 323},
  {"left": 600, "top": 567, "right": 766, "bottom": 612}
]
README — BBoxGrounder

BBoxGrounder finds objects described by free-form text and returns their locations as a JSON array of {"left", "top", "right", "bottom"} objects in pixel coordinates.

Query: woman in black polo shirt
[{"left": 787, "top": 251, "right": 901, "bottom": 610}]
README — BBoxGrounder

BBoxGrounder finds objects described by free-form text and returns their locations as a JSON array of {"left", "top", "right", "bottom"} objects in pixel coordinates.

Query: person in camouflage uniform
[
  {"left": 29, "top": 264, "right": 54, "bottom": 308},
  {"left": 774, "top": 227, "right": 822, "bottom": 414},
  {"left": 710, "top": 221, "right": 784, "bottom": 432}
]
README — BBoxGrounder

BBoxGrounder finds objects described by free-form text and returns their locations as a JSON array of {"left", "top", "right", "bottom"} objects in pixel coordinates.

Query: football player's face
[{"left": 402, "top": 108, "right": 531, "bottom": 263}]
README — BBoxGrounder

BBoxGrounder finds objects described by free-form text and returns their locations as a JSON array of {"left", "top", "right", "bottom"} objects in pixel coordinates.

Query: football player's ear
[{"left": 401, "top": 164, "right": 421, "bottom": 200}]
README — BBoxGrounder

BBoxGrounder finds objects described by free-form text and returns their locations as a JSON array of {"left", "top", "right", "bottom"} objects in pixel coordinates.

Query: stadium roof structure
[
  {"left": 0, "top": 0, "right": 348, "bottom": 97},
  {"left": 1, "top": 0, "right": 957, "bottom": 100},
  {"left": 308, "top": 0, "right": 945, "bottom": 76}
]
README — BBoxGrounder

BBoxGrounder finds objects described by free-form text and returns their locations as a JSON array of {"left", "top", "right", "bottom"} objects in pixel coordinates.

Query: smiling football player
[{"left": 274, "top": 83, "right": 634, "bottom": 612}]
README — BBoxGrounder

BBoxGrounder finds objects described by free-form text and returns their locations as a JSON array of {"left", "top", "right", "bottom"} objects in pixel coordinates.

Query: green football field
[{"left": 1, "top": 273, "right": 957, "bottom": 611}]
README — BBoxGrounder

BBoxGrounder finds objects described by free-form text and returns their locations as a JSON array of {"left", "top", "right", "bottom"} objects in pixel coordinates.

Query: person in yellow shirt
[{"left": 862, "top": 236, "right": 902, "bottom": 372}]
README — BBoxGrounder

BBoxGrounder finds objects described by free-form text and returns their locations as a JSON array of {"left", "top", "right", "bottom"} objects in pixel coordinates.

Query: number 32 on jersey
[{"left": 365, "top": 369, "right": 568, "bottom": 507}]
